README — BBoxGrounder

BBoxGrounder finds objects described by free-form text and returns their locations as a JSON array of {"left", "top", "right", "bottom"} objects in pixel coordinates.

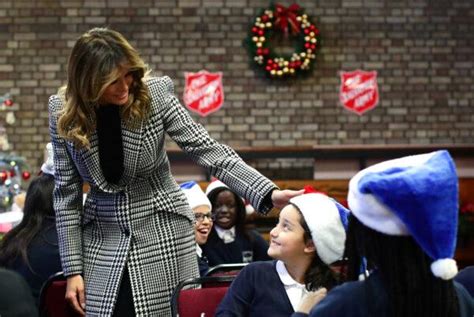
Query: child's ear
[{"left": 304, "top": 239, "right": 316, "bottom": 254}]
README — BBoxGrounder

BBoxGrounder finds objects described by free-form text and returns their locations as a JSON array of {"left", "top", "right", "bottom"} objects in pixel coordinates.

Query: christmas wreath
[{"left": 245, "top": 3, "right": 320, "bottom": 79}]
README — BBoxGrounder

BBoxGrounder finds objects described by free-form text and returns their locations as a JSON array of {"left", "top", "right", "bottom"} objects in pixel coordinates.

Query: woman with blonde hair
[{"left": 48, "top": 27, "right": 301, "bottom": 316}]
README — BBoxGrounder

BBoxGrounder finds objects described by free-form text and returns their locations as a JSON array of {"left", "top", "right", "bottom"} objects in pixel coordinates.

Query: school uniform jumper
[
  {"left": 202, "top": 228, "right": 270, "bottom": 266},
  {"left": 292, "top": 271, "right": 474, "bottom": 317},
  {"left": 216, "top": 260, "right": 295, "bottom": 316}
]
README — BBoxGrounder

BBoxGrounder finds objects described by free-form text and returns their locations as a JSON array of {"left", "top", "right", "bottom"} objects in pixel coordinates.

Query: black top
[
  {"left": 197, "top": 254, "right": 209, "bottom": 277},
  {"left": 96, "top": 105, "right": 124, "bottom": 184},
  {"left": 8, "top": 217, "right": 61, "bottom": 306}
]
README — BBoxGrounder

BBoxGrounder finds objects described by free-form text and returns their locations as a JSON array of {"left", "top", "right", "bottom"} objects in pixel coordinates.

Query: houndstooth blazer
[{"left": 48, "top": 76, "right": 277, "bottom": 316}]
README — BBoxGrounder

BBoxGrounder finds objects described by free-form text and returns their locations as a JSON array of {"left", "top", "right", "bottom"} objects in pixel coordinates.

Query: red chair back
[
  {"left": 171, "top": 276, "right": 235, "bottom": 317},
  {"left": 178, "top": 286, "right": 228, "bottom": 316},
  {"left": 39, "top": 272, "right": 80, "bottom": 317}
]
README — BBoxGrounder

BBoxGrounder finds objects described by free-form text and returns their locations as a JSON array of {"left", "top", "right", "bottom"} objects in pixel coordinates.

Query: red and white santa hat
[{"left": 289, "top": 186, "right": 349, "bottom": 265}]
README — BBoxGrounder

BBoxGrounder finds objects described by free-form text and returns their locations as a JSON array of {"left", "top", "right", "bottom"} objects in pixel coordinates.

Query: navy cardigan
[
  {"left": 216, "top": 260, "right": 295, "bottom": 316},
  {"left": 202, "top": 228, "right": 270, "bottom": 266},
  {"left": 292, "top": 271, "right": 474, "bottom": 317}
]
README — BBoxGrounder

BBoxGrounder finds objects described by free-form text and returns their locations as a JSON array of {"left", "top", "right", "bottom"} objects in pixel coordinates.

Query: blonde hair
[{"left": 57, "top": 27, "right": 151, "bottom": 149}]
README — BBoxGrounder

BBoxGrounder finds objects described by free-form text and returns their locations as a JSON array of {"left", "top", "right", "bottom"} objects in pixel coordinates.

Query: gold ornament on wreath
[{"left": 245, "top": 3, "right": 320, "bottom": 79}]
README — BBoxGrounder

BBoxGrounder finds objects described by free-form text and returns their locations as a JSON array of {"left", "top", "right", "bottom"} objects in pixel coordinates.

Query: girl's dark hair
[
  {"left": 292, "top": 203, "right": 340, "bottom": 291},
  {"left": 343, "top": 214, "right": 460, "bottom": 317},
  {"left": 0, "top": 174, "right": 56, "bottom": 269},
  {"left": 207, "top": 188, "right": 250, "bottom": 240}
]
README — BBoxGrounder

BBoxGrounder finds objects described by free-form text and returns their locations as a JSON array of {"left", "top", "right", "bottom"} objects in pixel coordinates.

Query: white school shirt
[
  {"left": 276, "top": 260, "right": 309, "bottom": 311},
  {"left": 196, "top": 243, "right": 203, "bottom": 257},
  {"left": 215, "top": 225, "right": 236, "bottom": 244}
]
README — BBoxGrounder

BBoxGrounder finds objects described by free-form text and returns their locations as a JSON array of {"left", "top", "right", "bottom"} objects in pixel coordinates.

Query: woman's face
[
  {"left": 267, "top": 205, "right": 313, "bottom": 261},
  {"left": 99, "top": 66, "right": 133, "bottom": 105},
  {"left": 212, "top": 190, "right": 238, "bottom": 229}
]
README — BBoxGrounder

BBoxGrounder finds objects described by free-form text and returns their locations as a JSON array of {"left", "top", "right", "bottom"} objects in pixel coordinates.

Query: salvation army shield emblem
[
  {"left": 339, "top": 70, "right": 379, "bottom": 115},
  {"left": 183, "top": 70, "right": 224, "bottom": 117}
]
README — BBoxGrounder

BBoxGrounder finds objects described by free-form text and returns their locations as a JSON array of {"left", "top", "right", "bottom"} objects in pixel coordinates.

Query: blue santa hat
[
  {"left": 348, "top": 150, "right": 459, "bottom": 280},
  {"left": 290, "top": 187, "right": 349, "bottom": 265}
]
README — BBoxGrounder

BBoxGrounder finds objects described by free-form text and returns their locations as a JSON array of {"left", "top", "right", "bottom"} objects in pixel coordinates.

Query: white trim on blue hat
[
  {"left": 290, "top": 193, "right": 349, "bottom": 265},
  {"left": 348, "top": 150, "right": 459, "bottom": 280},
  {"left": 180, "top": 181, "right": 212, "bottom": 212}
]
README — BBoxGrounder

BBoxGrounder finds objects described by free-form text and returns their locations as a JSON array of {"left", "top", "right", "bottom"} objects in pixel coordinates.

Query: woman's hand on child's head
[
  {"left": 296, "top": 288, "right": 327, "bottom": 314},
  {"left": 271, "top": 189, "right": 305, "bottom": 209}
]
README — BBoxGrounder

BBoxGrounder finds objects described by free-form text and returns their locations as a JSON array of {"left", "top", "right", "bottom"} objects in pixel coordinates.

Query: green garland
[{"left": 245, "top": 4, "right": 320, "bottom": 79}]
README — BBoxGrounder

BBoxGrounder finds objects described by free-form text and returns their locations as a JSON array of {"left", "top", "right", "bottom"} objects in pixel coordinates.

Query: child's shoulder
[{"left": 241, "top": 260, "right": 277, "bottom": 274}]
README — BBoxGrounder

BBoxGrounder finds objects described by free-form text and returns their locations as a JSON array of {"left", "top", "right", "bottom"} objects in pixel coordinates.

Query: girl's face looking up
[{"left": 268, "top": 204, "right": 314, "bottom": 261}]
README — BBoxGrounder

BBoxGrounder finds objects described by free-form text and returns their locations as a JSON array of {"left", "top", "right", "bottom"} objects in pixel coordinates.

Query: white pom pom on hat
[
  {"left": 348, "top": 150, "right": 459, "bottom": 280},
  {"left": 431, "top": 259, "right": 458, "bottom": 280}
]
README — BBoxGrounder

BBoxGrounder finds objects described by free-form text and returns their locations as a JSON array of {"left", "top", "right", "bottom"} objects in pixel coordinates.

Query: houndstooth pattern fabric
[{"left": 48, "top": 76, "right": 277, "bottom": 316}]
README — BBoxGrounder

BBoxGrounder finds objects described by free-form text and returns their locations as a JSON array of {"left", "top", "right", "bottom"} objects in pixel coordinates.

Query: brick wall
[{"left": 1, "top": 0, "right": 473, "bottom": 174}]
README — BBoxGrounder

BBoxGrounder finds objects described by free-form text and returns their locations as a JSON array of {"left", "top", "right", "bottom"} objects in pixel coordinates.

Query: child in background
[
  {"left": 0, "top": 268, "right": 38, "bottom": 317},
  {"left": 180, "top": 181, "right": 213, "bottom": 276},
  {"left": 0, "top": 143, "right": 61, "bottom": 305},
  {"left": 455, "top": 266, "right": 474, "bottom": 298},
  {"left": 202, "top": 180, "right": 270, "bottom": 266},
  {"left": 216, "top": 188, "right": 349, "bottom": 316},
  {"left": 294, "top": 150, "right": 474, "bottom": 317}
]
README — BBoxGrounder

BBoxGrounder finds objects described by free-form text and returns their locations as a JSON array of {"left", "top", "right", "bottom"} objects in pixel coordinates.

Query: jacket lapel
[{"left": 79, "top": 130, "right": 112, "bottom": 191}]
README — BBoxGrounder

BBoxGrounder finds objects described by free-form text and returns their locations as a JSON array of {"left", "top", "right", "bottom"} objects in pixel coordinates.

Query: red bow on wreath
[{"left": 274, "top": 3, "right": 301, "bottom": 35}]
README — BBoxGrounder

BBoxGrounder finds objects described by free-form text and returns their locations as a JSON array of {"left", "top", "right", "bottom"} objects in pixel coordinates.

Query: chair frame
[
  {"left": 171, "top": 275, "right": 235, "bottom": 317},
  {"left": 204, "top": 263, "right": 248, "bottom": 276}
]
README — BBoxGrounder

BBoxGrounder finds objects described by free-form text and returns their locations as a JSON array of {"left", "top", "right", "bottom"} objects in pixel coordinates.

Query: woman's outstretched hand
[
  {"left": 271, "top": 189, "right": 305, "bottom": 209},
  {"left": 65, "top": 274, "right": 86, "bottom": 316}
]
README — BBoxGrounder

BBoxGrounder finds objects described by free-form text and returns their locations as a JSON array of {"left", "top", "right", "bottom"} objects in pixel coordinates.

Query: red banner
[
  {"left": 183, "top": 71, "right": 224, "bottom": 117},
  {"left": 339, "top": 70, "right": 379, "bottom": 115}
]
